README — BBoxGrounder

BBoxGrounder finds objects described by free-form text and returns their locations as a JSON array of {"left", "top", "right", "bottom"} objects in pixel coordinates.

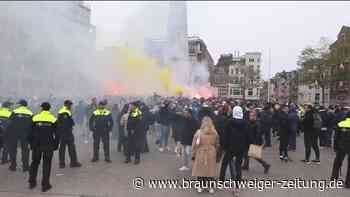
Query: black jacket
[
  {"left": 157, "top": 107, "right": 172, "bottom": 126},
  {"left": 302, "top": 111, "right": 315, "bottom": 134},
  {"left": 259, "top": 110, "right": 273, "bottom": 131},
  {"left": 126, "top": 110, "right": 144, "bottom": 138},
  {"left": 214, "top": 114, "right": 228, "bottom": 147},
  {"left": 28, "top": 111, "right": 59, "bottom": 151},
  {"left": 56, "top": 107, "right": 75, "bottom": 140},
  {"left": 180, "top": 117, "right": 199, "bottom": 146},
  {"left": 171, "top": 113, "right": 186, "bottom": 142},
  {"left": 278, "top": 111, "right": 290, "bottom": 139},
  {"left": 319, "top": 110, "right": 329, "bottom": 128},
  {"left": 334, "top": 118, "right": 350, "bottom": 153},
  {"left": 248, "top": 120, "right": 263, "bottom": 145},
  {"left": 7, "top": 106, "right": 33, "bottom": 140},
  {"left": 89, "top": 109, "right": 113, "bottom": 133},
  {"left": 222, "top": 119, "right": 249, "bottom": 155}
]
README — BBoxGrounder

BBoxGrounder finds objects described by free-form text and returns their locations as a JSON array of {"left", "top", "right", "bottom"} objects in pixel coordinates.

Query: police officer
[
  {"left": 89, "top": 100, "right": 113, "bottom": 163},
  {"left": 0, "top": 101, "right": 12, "bottom": 164},
  {"left": 125, "top": 102, "right": 143, "bottom": 165},
  {"left": 7, "top": 99, "right": 33, "bottom": 172},
  {"left": 57, "top": 100, "right": 82, "bottom": 169},
  {"left": 28, "top": 102, "right": 59, "bottom": 192},
  {"left": 331, "top": 111, "right": 350, "bottom": 189}
]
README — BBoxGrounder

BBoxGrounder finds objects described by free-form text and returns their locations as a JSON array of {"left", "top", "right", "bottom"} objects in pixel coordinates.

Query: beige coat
[{"left": 191, "top": 129, "right": 219, "bottom": 177}]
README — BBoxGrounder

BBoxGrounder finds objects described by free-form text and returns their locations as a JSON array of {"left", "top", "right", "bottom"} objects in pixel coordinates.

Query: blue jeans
[{"left": 159, "top": 124, "right": 170, "bottom": 148}]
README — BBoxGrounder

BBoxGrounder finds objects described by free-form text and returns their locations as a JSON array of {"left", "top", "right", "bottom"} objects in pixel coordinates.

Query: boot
[
  {"left": 9, "top": 165, "right": 16, "bottom": 172},
  {"left": 242, "top": 158, "right": 249, "bottom": 170},
  {"left": 70, "top": 162, "right": 82, "bottom": 168},
  {"left": 263, "top": 164, "right": 271, "bottom": 174},
  {"left": 29, "top": 182, "right": 37, "bottom": 189},
  {"left": 59, "top": 163, "right": 65, "bottom": 169},
  {"left": 42, "top": 184, "right": 52, "bottom": 192}
]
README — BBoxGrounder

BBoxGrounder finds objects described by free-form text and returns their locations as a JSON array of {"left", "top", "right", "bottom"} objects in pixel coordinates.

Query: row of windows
[
  {"left": 229, "top": 88, "right": 254, "bottom": 96},
  {"left": 248, "top": 58, "right": 260, "bottom": 63}
]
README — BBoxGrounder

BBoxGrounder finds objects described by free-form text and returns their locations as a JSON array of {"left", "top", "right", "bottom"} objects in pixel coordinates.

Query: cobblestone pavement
[{"left": 0, "top": 130, "right": 349, "bottom": 197}]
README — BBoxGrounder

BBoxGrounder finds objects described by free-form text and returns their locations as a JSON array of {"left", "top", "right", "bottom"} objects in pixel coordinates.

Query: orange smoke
[
  {"left": 189, "top": 85, "right": 215, "bottom": 99},
  {"left": 103, "top": 80, "right": 126, "bottom": 96}
]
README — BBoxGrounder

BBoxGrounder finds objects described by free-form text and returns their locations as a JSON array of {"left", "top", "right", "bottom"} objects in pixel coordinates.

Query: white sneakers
[
  {"left": 159, "top": 147, "right": 172, "bottom": 152},
  {"left": 179, "top": 166, "right": 190, "bottom": 171},
  {"left": 196, "top": 188, "right": 214, "bottom": 194},
  {"left": 209, "top": 188, "right": 215, "bottom": 194}
]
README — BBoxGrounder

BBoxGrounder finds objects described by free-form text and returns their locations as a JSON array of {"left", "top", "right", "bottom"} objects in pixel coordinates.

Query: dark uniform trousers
[
  {"left": 126, "top": 131, "right": 142, "bottom": 161},
  {"left": 331, "top": 150, "right": 350, "bottom": 188},
  {"left": 0, "top": 137, "right": 9, "bottom": 163},
  {"left": 29, "top": 149, "right": 54, "bottom": 187},
  {"left": 93, "top": 132, "right": 110, "bottom": 160},
  {"left": 59, "top": 137, "right": 78, "bottom": 164},
  {"left": 9, "top": 137, "right": 30, "bottom": 168}
]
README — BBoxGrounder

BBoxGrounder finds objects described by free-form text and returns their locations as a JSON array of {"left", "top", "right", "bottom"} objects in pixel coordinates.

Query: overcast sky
[{"left": 90, "top": 1, "right": 350, "bottom": 79}]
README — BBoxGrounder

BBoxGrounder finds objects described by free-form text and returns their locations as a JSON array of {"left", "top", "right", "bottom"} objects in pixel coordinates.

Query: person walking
[
  {"left": 177, "top": 108, "right": 198, "bottom": 171},
  {"left": 301, "top": 104, "right": 321, "bottom": 164},
  {"left": 242, "top": 109, "right": 271, "bottom": 173},
  {"left": 219, "top": 106, "right": 249, "bottom": 182},
  {"left": 279, "top": 104, "right": 291, "bottom": 162},
  {"left": 192, "top": 116, "right": 219, "bottom": 194},
  {"left": 288, "top": 103, "right": 299, "bottom": 151},
  {"left": 259, "top": 104, "right": 274, "bottom": 148}
]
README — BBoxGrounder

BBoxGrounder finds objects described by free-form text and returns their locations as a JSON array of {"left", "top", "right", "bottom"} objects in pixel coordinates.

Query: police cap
[
  {"left": 99, "top": 100, "right": 108, "bottom": 106},
  {"left": 40, "top": 102, "right": 51, "bottom": 110},
  {"left": 2, "top": 101, "right": 12, "bottom": 108},
  {"left": 64, "top": 100, "right": 73, "bottom": 106},
  {"left": 17, "top": 99, "right": 28, "bottom": 106}
]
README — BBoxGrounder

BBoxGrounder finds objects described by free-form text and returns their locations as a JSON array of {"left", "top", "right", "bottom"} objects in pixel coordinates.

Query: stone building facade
[{"left": 210, "top": 52, "right": 262, "bottom": 101}]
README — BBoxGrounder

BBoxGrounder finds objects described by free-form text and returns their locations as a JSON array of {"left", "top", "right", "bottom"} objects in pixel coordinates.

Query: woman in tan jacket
[{"left": 192, "top": 116, "right": 220, "bottom": 194}]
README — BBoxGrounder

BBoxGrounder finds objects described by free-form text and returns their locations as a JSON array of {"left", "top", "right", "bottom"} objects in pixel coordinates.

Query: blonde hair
[{"left": 200, "top": 116, "right": 217, "bottom": 135}]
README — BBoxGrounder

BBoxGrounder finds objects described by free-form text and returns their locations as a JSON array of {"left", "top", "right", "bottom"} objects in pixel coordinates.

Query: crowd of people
[{"left": 0, "top": 95, "right": 349, "bottom": 193}]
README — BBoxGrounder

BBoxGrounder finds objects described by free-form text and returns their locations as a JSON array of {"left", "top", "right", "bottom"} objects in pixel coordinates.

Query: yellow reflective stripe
[
  {"left": 131, "top": 108, "right": 142, "bottom": 117},
  {"left": 13, "top": 107, "right": 33, "bottom": 116},
  {"left": 32, "top": 111, "right": 57, "bottom": 123},
  {"left": 338, "top": 118, "right": 350, "bottom": 128},
  {"left": 0, "top": 108, "right": 12, "bottom": 118},
  {"left": 58, "top": 106, "right": 72, "bottom": 116},
  {"left": 93, "top": 109, "right": 111, "bottom": 116}
]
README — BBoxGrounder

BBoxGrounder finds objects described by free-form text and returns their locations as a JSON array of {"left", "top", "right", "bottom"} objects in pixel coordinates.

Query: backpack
[{"left": 313, "top": 113, "right": 322, "bottom": 129}]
